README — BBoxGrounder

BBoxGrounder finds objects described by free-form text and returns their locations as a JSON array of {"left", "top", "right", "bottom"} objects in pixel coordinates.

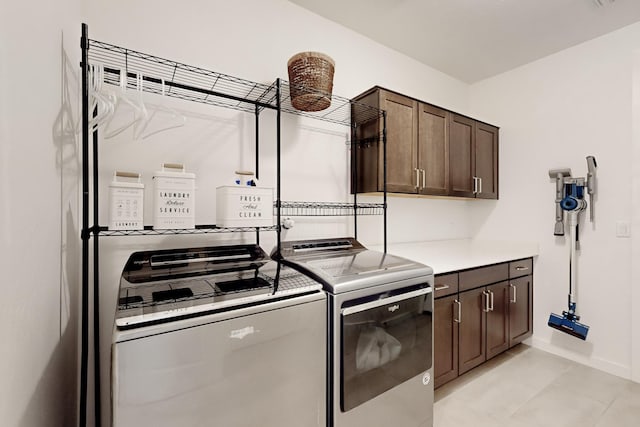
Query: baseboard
[{"left": 531, "top": 337, "right": 633, "bottom": 381}]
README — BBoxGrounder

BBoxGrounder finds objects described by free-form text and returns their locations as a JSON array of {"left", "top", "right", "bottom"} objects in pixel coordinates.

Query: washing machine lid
[
  {"left": 277, "top": 237, "right": 433, "bottom": 293},
  {"left": 116, "top": 244, "right": 322, "bottom": 329},
  {"left": 304, "top": 250, "right": 414, "bottom": 278}
]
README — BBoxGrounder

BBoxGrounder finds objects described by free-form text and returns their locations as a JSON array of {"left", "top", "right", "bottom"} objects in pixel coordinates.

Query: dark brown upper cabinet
[
  {"left": 351, "top": 86, "right": 498, "bottom": 200},
  {"left": 380, "top": 90, "right": 419, "bottom": 193},
  {"left": 449, "top": 115, "right": 499, "bottom": 199},
  {"left": 449, "top": 114, "right": 475, "bottom": 197},
  {"left": 475, "top": 122, "right": 499, "bottom": 199},
  {"left": 418, "top": 103, "right": 449, "bottom": 195},
  {"left": 351, "top": 88, "right": 418, "bottom": 194}
]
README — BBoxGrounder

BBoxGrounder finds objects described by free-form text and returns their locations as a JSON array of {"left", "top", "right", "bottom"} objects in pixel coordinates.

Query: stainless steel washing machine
[
  {"left": 111, "top": 244, "right": 326, "bottom": 427},
  {"left": 277, "top": 237, "right": 434, "bottom": 427}
]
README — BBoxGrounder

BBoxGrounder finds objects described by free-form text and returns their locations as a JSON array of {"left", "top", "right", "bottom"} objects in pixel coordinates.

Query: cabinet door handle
[
  {"left": 435, "top": 284, "right": 450, "bottom": 291},
  {"left": 421, "top": 168, "right": 426, "bottom": 188},
  {"left": 489, "top": 289, "right": 494, "bottom": 311},
  {"left": 415, "top": 168, "right": 420, "bottom": 189},
  {"left": 509, "top": 283, "right": 517, "bottom": 303},
  {"left": 472, "top": 176, "right": 479, "bottom": 194},
  {"left": 478, "top": 177, "right": 483, "bottom": 194},
  {"left": 515, "top": 266, "right": 529, "bottom": 271},
  {"left": 482, "top": 290, "right": 490, "bottom": 312},
  {"left": 454, "top": 299, "right": 461, "bottom": 323}
]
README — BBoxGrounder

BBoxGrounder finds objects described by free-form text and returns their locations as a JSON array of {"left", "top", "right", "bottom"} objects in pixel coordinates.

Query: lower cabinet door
[
  {"left": 509, "top": 275, "right": 533, "bottom": 347},
  {"left": 486, "top": 281, "right": 509, "bottom": 359},
  {"left": 434, "top": 295, "right": 459, "bottom": 388},
  {"left": 458, "top": 287, "right": 487, "bottom": 375}
]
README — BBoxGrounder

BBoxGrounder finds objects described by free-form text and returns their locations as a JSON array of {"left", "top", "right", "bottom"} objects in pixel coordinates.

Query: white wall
[
  {"left": 469, "top": 23, "right": 640, "bottom": 379},
  {"left": 84, "top": 1, "right": 472, "bottom": 425},
  {"left": 0, "top": 1, "right": 81, "bottom": 426}
]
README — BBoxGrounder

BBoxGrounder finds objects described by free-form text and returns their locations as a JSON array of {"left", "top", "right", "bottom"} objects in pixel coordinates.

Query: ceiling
[{"left": 288, "top": 0, "right": 640, "bottom": 83}]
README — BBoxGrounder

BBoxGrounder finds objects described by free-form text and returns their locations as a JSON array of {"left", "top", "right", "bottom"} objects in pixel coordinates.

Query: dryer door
[{"left": 340, "top": 285, "right": 433, "bottom": 412}]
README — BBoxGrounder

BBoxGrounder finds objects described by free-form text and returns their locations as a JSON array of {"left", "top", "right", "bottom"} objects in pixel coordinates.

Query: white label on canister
[
  {"left": 157, "top": 190, "right": 193, "bottom": 216},
  {"left": 109, "top": 185, "right": 144, "bottom": 230}
]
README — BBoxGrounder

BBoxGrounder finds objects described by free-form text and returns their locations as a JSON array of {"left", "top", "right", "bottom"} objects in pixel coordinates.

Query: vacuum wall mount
[{"left": 547, "top": 156, "right": 597, "bottom": 340}]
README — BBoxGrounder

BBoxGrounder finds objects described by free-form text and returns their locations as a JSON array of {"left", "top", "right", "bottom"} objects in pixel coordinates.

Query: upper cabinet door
[
  {"left": 449, "top": 114, "right": 475, "bottom": 198},
  {"left": 351, "top": 86, "right": 499, "bottom": 199},
  {"left": 475, "top": 123, "right": 499, "bottom": 199},
  {"left": 418, "top": 103, "right": 449, "bottom": 196},
  {"left": 379, "top": 90, "right": 419, "bottom": 193}
]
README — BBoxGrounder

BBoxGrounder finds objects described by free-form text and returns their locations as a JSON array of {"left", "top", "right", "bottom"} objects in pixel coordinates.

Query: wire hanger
[
  {"left": 89, "top": 63, "right": 116, "bottom": 132},
  {"left": 104, "top": 69, "right": 147, "bottom": 139},
  {"left": 77, "top": 62, "right": 114, "bottom": 134}
]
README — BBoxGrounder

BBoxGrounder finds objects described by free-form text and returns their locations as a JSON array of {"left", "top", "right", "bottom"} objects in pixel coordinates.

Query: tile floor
[{"left": 434, "top": 344, "right": 640, "bottom": 427}]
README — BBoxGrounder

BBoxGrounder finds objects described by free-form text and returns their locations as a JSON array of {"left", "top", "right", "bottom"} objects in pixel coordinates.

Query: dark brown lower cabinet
[
  {"left": 458, "top": 287, "right": 486, "bottom": 375},
  {"left": 508, "top": 275, "right": 533, "bottom": 347},
  {"left": 434, "top": 259, "right": 534, "bottom": 388},
  {"left": 458, "top": 282, "right": 510, "bottom": 376},
  {"left": 434, "top": 295, "right": 459, "bottom": 388},
  {"left": 486, "top": 281, "right": 509, "bottom": 360}
]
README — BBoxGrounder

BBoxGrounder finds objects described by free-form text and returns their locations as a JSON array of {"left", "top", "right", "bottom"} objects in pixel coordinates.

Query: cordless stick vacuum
[{"left": 547, "top": 156, "right": 597, "bottom": 340}]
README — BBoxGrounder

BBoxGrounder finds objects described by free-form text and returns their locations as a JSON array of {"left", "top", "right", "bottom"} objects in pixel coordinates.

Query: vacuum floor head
[{"left": 548, "top": 312, "right": 589, "bottom": 340}]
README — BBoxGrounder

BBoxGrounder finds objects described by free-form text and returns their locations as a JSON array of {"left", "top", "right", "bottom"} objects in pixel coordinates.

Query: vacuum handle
[
  {"left": 586, "top": 156, "right": 597, "bottom": 195},
  {"left": 586, "top": 155, "right": 597, "bottom": 222}
]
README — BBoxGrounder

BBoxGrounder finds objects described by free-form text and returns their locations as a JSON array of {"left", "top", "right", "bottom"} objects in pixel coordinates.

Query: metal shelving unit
[{"left": 79, "top": 23, "right": 386, "bottom": 427}]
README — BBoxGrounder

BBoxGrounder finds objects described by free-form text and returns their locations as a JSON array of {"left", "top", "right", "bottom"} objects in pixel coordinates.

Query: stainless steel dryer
[
  {"left": 276, "top": 237, "right": 434, "bottom": 427},
  {"left": 111, "top": 244, "right": 326, "bottom": 427}
]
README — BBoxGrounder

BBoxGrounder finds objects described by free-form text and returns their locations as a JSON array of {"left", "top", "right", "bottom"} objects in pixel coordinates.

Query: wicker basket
[{"left": 287, "top": 51, "right": 335, "bottom": 112}]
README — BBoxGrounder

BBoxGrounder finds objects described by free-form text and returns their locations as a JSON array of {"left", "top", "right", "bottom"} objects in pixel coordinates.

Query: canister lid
[
  {"left": 110, "top": 171, "right": 144, "bottom": 188},
  {"left": 153, "top": 163, "right": 195, "bottom": 179}
]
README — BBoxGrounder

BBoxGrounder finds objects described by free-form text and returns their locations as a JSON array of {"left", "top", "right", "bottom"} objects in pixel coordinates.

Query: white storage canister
[
  {"left": 216, "top": 185, "right": 274, "bottom": 228},
  {"left": 153, "top": 163, "right": 196, "bottom": 229},
  {"left": 108, "top": 171, "right": 144, "bottom": 231}
]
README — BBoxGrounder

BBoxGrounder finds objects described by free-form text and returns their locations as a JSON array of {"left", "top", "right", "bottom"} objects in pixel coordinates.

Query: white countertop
[{"left": 369, "top": 239, "right": 539, "bottom": 274}]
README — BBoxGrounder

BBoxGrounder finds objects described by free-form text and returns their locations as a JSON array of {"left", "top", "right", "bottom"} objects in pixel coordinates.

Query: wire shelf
[
  {"left": 277, "top": 80, "right": 383, "bottom": 126},
  {"left": 87, "top": 39, "right": 383, "bottom": 126},
  {"left": 88, "top": 39, "right": 277, "bottom": 114},
  {"left": 279, "top": 201, "right": 384, "bottom": 217},
  {"left": 98, "top": 224, "right": 278, "bottom": 237}
]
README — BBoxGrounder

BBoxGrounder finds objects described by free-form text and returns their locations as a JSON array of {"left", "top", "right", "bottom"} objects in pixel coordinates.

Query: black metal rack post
[
  {"left": 276, "top": 79, "right": 282, "bottom": 254},
  {"left": 255, "top": 104, "right": 261, "bottom": 246},
  {"left": 383, "top": 111, "right": 388, "bottom": 253},
  {"left": 79, "top": 23, "right": 89, "bottom": 427},
  {"left": 353, "top": 122, "right": 359, "bottom": 241},
  {"left": 91, "top": 95, "right": 101, "bottom": 427}
]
